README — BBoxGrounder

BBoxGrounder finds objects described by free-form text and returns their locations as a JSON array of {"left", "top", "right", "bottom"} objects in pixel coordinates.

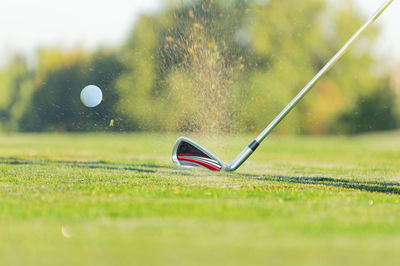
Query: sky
[
  {"left": 0, "top": 0, "right": 399, "bottom": 67},
  {"left": 354, "top": 0, "right": 400, "bottom": 65},
  {"left": 0, "top": 0, "right": 161, "bottom": 66}
]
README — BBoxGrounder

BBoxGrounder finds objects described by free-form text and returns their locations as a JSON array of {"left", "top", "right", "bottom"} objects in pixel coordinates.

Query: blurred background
[{"left": 0, "top": 0, "right": 399, "bottom": 135}]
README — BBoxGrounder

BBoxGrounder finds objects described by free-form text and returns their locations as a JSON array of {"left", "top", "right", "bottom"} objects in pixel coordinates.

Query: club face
[{"left": 172, "top": 137, "right": 226, "bottom": 172}]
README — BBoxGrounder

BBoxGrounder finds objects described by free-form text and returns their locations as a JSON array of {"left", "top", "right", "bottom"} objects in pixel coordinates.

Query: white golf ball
[{"left": 80, "top": 85, "right": 103, "bottom": 107}]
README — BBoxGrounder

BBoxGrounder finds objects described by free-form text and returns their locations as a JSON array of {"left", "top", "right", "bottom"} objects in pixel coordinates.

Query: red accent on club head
[{"left": 177, "top": 157, "right": 221, "bottom": 172}]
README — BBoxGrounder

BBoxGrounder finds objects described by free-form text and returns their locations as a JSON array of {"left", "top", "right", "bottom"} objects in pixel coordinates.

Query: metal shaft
[
  {"left": 255, "top": 0, "right": 394, "bottom": 143},
  {"left": 227, "top": 0, "right": 394, "bottom": 171}
]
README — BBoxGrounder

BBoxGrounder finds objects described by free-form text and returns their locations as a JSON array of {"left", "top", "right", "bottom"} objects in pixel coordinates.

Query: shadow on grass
[
  {"left": 234, "top": 174, "right": 400, "bottom": 195},
  {"left": 0, "top": 156, "right": 160, "bottom": 174},
  {"left": 0, "top": 156, "right": 399, "bottom": 195}
]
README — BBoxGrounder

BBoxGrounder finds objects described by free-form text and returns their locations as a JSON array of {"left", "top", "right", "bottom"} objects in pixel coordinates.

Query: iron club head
[
  {"left": 172, "top": 137, "right": 227, "bottom": 171},
  {"left": 172, "top": 136, "right": 258, "bottom": 172}
]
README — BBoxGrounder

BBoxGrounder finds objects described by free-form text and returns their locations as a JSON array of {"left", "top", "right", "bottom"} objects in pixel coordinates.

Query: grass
[{"left": 0, "top": 132, "right": 399, "bottom": 266}]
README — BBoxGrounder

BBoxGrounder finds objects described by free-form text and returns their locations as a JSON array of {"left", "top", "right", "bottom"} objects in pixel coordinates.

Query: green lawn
[{"left": 0, "top": 132, "right": 399, "bottom": 266}]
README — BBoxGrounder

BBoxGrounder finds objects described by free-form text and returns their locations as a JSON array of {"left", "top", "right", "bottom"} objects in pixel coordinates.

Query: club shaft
[
  {"left": 254, "top": 0, "right": 393, "bottom": 143},
  {"left": 228, "top": 0, "right": 394, "bottom": 171}
]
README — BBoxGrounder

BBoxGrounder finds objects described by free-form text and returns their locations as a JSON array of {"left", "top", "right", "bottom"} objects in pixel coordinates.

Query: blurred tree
[
  {"left": 391, "top": 64, "right": 400, "bottom": 127},
  {"left": 19, "top": 49, "right": 125, "bottom": 132},
  {"left": 0, "top": 0, "right": 397, "bottom": 134},
  {"left": 116, "top": 0, "right": 396, "bottom": 135},
  {"left": 0, "top": 56, "right": 33, "bottom": 131},
  {"left": 241, "top": 0, "right": 393, "bottom": 135},
  {"left": 117, "top": 0, "right": 250, "bottom": 133},
  {"left": 116, "top": 15, "right": 166, "bottom": 131},
  {"left": 337, "top": 79, "right": 397, "bottom": 133}
]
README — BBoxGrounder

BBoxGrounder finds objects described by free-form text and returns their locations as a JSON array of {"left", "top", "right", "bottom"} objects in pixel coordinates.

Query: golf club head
[{"left": 172, "top": 137, "right": 226, "bottom": 172}]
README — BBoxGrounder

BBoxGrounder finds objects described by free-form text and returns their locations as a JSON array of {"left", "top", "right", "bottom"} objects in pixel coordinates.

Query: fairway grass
[{"left": 0, "top": 132, "right": 399, "bottom": 266}]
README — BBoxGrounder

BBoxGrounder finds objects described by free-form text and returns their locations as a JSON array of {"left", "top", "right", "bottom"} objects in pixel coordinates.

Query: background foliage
[{"left": 0, "top": 0, "right": 398, "bottom": 134}]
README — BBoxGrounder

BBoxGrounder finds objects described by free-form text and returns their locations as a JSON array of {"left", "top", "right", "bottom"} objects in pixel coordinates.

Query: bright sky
[
  {"left": 354, "top": 0, "right": 400, "bottom": 65},
  {"left": 0, "top": 0, "right": 399, "bottom": 67},
  {"left": 0, "top": 0, "right": 161, "bottom": 66}
]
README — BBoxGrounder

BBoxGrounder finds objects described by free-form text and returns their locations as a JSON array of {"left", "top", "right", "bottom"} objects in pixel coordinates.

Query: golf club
[{"left": 172, "top": 0, "right": 394, "bottom": 172}]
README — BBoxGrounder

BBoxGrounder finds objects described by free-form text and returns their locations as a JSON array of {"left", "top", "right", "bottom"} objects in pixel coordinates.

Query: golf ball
[{"left": 80, "top": 85, "right": 103, "bottom": 107}]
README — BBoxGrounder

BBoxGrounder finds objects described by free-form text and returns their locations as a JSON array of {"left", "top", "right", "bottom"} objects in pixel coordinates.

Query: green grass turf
[{"left": 0, "top": 132, "right": 399, "bottom": 266}]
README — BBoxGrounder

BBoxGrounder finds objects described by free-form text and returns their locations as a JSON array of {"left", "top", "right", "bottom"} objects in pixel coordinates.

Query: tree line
[{"left": 0, "top": 0, "right": 397, "bottom": 134}]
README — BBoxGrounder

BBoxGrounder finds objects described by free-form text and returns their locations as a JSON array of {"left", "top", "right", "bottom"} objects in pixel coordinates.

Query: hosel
[{"left": 227, "top": 140, "right": 259, "bottom": 171}]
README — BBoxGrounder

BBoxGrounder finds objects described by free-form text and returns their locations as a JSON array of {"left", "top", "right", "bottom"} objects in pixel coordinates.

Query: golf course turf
[{"left": 0, "top": 132, "right": 399, "bottom": 265}]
